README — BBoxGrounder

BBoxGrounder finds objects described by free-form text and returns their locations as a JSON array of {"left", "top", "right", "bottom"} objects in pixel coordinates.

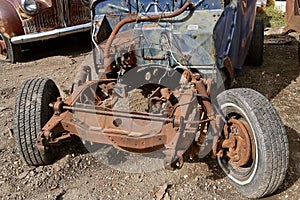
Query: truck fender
[{"left": 0, "top": 0, "right": 24, "bottom": 39}]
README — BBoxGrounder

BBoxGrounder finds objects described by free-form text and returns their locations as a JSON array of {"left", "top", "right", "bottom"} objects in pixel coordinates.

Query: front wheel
[
  {"left": 13, "top": 78, "right": 60, "bottom": 166},
  {"left": 216, "top": 88, "right": 288, "bottom": 198},
  {"left": 0, "top": 32, "right": 22, "bottom": 63},
  {"left": 298, "top": 41, "right": 300, "bottom": 65}
]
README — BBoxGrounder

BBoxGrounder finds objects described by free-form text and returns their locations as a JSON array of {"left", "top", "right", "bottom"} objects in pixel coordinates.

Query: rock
[
  {"left": 29, "top": 170, "right": 35, "bottom": 176},
  {"left": 17, "top": 171, "right": 29, "bottom": 179},
  {"left": 0, "top": 106, "right": 7, "bottom": 112},
  {"left": 35, "top": 166, "right": 44, "bottom": 173},
  {"left": 163, "top": 192, "right": 171, "bottom": 200},
  {"left": 155, "top": 183, "right": 169, "bottom": 200}
]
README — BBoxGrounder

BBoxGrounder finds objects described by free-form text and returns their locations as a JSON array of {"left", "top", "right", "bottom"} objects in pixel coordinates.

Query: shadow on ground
[
  {"left": 235, "top": 38, "right": 299, "bottom": 100},
  {"left": 273, "top": 125, "right": 300, "bottom": 194},
  {"left": 20, "top": 31, "right": 92, "bottom": 62}
]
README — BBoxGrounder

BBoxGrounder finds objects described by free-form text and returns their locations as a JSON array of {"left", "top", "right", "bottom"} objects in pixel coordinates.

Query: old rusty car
[
  {"left": 0, "top": 0, "right": 91, "bottom": 63},
  {"left": 13, "top": 0, "right": 288, "bottom": 198}
]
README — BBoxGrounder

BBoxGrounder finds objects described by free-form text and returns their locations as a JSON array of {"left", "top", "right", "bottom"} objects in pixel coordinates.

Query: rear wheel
[
  {"left": 244, "top": 17, "right": 264, "bottom": 66},
  {"left": 216, "top": 88, "right": 288, "bottom": 198},
  {"left": 298, "top": 40, "right": 300, "bottom": 65},
  {"left": 0, "top": 32, "right": 22, "bottom": 63},
  {"left": 14, "top": 78, "right": 60, "bottom": 166}
]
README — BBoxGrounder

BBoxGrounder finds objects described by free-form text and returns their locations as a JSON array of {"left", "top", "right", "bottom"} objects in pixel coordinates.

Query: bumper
[{"left": 11, "top": 22, "right": 91, "bottom": 44}]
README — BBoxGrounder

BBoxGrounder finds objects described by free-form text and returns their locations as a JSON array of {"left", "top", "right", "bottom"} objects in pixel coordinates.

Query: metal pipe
[
  {"left": 11, "top": 23, "right": 91, "bottom": 44},
  {"left": 63, "top": 105, "right": 211, "bottom": 124},
  {"left": 103, "top": 1, "right": 195, "bottom": 74}
]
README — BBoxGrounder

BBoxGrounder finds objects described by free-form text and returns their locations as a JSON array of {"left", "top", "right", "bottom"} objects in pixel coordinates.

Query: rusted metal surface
[
  {"left": 62, "top": 104, "right": 210, "bottom": 125},
  {"left": 34, "top": 0, "right": 260, "bottom": 170},
  {"left": 194, "top": 79, "right": 221, "bottom": 158},
  {"left": 102, "top": 1, "right": 195, "bottom": 77},
  {"left": 0, "top": 1, "right": 24, "bottom": 38},
  {"left": 0, "top": 39, "right": 6, "bottom": 58},
  {"left": 224, "top": 57, "right": 234, "bottom": 81},
  {"left": 37, "top": 67, "right": 216, "bottom": 169},
  {"left": 22, "top": 0, "right": 90, "bottom": 34},
  {"left": 218, "top": 119, "right": 252, "bottom": 167},
  {"left": 0, "top": 0, "right": 90, "bottom": 43},
  {"left": 285, "top": 0, "right": 300, "bottom": 33},
  {"left": 36, "top": 0, "right": 222, "bottom": 169},
  {"left": 39, "top": 80, "right": 202, "bottom": 137}
]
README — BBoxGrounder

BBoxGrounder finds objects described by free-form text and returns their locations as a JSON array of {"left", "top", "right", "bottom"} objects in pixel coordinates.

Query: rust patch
[
  {"left": 285, "top": 0, "right": 300, "bottom": 33},
  {"left": 220, "top": 119, "right": 252, "bottom": 167}
]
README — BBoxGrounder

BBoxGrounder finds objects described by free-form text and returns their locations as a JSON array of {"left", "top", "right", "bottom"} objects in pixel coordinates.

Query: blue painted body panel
[{"left": 92, "top": 0, "right": 257, "bottom": 73}]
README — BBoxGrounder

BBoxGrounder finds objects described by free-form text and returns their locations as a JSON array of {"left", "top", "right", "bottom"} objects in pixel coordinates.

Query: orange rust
[
  {"left": 220, "top": 119, "right": 252, "bottom": 167},
  {"left": 285, "top": 0, "right": 300, "bottom": 33},
  {"left": 224, "top": 57, "right": 234, "bottom": 81},
  {"left": 102, "top": 1, "right": 195, "bottom": 77}
]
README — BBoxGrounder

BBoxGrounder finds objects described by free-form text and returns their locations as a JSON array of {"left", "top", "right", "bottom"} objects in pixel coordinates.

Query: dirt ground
[{"left": 0, "top": 31, "right": 299, "bottom": 200}]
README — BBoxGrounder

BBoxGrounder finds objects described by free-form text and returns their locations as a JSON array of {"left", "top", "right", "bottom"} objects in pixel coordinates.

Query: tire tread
[
  {"left": 14, "top": 78, "right": 59, "bottom": 166},
  {"left": 217, "top": 88, "right": 288, "bottom": 198}
]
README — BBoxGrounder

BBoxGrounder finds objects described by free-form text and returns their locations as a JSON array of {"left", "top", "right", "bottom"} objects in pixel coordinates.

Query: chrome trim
[
  {"left": 11, "top": 22, "right": 91, "bottom": 44},
  {"left": 21, "top": 0, "right": 39, "bottom": 15}
]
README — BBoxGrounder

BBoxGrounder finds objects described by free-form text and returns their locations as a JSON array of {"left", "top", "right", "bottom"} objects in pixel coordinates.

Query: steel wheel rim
[{"left": 218, "top": 102, "right": 258, "bottom": 185}]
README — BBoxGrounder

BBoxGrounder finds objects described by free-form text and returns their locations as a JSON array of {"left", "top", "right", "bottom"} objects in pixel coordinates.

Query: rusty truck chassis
[{"left": 36, "top": 1, "right": 253, "bottom": 170}]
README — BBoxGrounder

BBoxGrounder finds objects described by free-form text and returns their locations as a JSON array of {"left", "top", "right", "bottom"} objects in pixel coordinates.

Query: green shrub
[{"left": 257, "top": 5, "right": 285, "bottom": 28}]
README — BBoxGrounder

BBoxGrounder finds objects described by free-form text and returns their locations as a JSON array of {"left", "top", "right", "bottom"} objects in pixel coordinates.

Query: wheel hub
[{"left": 221, "top": 119, "right": 252, "bottom": 167}]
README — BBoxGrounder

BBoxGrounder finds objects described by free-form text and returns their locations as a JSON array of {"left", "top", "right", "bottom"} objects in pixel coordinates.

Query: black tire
[
  {"left": 244, "top": 17, "right": 264, "bottom": 66},
  {"left": 298, "top": 41, "right": 300, "bottom": 65},
  {"left": 13, "top": 78, "right": 60, "bottom": 166},
  {"left": 0, "top": 32, "right": 22, "bottom": 63},
  {"left": 216, "top": 88, "right": 288, "bottom": 198}
]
